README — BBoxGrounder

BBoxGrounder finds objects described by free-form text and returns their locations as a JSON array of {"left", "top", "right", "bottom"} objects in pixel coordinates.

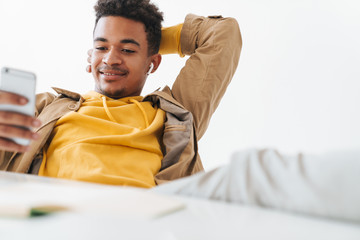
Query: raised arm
[{"left": 161, "top": 14, "right": 242, "bottom": 139}]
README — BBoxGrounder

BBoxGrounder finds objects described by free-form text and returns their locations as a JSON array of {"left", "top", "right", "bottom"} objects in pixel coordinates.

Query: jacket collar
[
  {"left": 52, "top": 86, "right": 186, "bottom": 110},
  {"left": 52, "top": 87, "right": 84, "bottom": 101},
  {"left": 144, "top": 86, "right": 186, "bottom": 110}
]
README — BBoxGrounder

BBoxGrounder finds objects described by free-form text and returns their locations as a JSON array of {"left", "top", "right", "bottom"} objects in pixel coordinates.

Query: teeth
[{"left": 103, "top": 73, "right": 117, "bottom": 76}]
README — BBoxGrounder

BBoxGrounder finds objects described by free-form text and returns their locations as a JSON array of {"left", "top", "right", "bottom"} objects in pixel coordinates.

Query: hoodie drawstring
[
  {"left": 129, "top": 99, "right": 150, "bottom": 128},
  {"left": 102, "top": 97, "right": 118, "bottom": 123},
  {"left": 101, "top": 96, "right": 150, "bottom": 128}
]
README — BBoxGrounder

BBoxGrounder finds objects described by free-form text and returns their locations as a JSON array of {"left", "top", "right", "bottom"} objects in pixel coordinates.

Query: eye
[
  {"left": 122, "top": 49, "right": 136, "bottom": 54},
  {"left": 95, "top": 47, "right": 107, "bottom": 51}
]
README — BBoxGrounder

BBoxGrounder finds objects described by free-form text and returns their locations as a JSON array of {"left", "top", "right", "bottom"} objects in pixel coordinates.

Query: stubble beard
[{"left": 95, "top": 84, "right": 126, "bottom": 99}]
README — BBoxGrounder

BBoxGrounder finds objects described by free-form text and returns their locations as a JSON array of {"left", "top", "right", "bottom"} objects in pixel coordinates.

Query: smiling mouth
[
  {"left": 102, "top": 72, "right": 124, "bottom": 76},
  {"left": 100, "top": 71, "right": 127, "bottom": 75},
  {"left": 99, "top": 70, "right": 128, "bottom": 80}
]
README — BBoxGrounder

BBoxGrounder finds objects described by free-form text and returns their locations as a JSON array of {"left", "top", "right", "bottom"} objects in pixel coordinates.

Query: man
[{"left": 0, "top": 0, "right": 242, "bottom": 187}]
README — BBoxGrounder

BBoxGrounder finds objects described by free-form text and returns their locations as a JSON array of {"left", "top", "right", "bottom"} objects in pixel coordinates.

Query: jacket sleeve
[
  {"left": 171, "top": 14, "right": 242, "bottom": 140},
  {"left": 34, "top": 92, "right": 57, "bottom": 117}
]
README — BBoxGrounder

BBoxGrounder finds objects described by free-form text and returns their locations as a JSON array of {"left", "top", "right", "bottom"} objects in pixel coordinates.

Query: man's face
[{"left": 92, "top": 16, "right": 152, "bottom": 98}]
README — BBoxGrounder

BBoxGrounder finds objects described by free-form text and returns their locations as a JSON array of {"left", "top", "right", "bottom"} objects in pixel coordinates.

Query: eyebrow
[
  {"left": 94, "top": 37, "right": 140, "bottom": 47},
  {"left": 121, "top": 39, "right": 140, "bottom": 47}
]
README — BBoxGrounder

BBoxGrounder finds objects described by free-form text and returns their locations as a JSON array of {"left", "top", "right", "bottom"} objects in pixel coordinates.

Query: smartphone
[{"left": 0, "top": 67, "right": 36, "bottom": 145}]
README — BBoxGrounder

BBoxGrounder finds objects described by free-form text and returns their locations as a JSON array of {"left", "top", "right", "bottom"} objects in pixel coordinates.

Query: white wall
[{"left": 1, "top": 0, "right": 359, "bottom": 170}]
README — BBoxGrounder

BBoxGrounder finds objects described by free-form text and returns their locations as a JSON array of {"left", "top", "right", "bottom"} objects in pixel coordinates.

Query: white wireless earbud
[{"left": 147, "top": 63, "right": 154, "bottom": 75}]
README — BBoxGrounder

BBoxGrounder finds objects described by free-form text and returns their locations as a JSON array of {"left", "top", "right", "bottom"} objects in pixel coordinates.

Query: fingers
[
  {"left": 0, "top": 124, "right": 39, "bottom": 141},
  {"left": 0, "top": 137, "right": 31, "bottom": 152},
  {"left": 0, "top": 111, "right": 41, "bottom": 152},
  {"left": 0, "top": 91, "right": 41, "bottom": 153},
  {"left": 0, "top": 111, "right": 41, "bottom": 129},
  {"left": 0, "top": 119, "right": 40, "bottom": 153},
  {"left": 0, "top": 121, "right": 41, "bottom": 153},
  {"left": 0, "top": 90, "right": 28, "bottom": 105}
]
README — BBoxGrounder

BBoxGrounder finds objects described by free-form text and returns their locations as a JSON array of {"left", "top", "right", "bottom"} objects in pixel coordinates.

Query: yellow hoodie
[{"left": 39, "top": 91, "right": 165, "bottom": 188}]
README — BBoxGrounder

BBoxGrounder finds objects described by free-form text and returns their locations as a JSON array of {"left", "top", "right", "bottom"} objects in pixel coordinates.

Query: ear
[
  {"left": 86, "top": 65, "right": 92, "bottom": 73},
  {"left": 149, "top": 54, "right": 162, "bottom": 74}
]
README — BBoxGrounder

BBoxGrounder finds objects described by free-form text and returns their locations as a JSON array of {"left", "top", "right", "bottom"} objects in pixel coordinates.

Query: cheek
[
  {"left": 128, "top": 58, "right": 147, "bottom": 75},
  {"left": 91, "top": 53, "right": 102, "bottom": 69}
]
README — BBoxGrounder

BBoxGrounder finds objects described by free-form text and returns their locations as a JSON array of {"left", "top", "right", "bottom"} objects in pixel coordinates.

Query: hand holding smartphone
[{"left": 0, "top": 67, "right": 40, "bottom": 151}]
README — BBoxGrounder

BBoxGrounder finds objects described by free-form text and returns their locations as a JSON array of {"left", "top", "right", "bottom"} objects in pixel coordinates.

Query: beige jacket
[{"left": 0, "top": 14, "right": 242, "bottom": 184}]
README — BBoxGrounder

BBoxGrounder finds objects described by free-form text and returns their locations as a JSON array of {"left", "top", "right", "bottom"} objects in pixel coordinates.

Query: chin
[
  {"left": 103, "top": 89, "right": 126, "bottom": 99},
  {"left": 97, "top": 85, "right": 126, "bottom": 99}
]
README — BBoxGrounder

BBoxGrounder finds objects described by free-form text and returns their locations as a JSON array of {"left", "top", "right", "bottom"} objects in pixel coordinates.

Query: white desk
[{"left": 0, "top": 171, "right": 359, "bottom": 240}]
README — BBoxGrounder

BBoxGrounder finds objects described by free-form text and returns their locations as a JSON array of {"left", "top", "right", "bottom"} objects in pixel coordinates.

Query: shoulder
[{"left": 35, "top": 87, "right": 83, "bottom": 116}]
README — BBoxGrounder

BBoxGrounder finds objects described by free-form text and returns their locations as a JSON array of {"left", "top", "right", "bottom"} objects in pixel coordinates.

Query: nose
[{"left": 102, "top": 48, "right": 122, "bottom": 66}]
